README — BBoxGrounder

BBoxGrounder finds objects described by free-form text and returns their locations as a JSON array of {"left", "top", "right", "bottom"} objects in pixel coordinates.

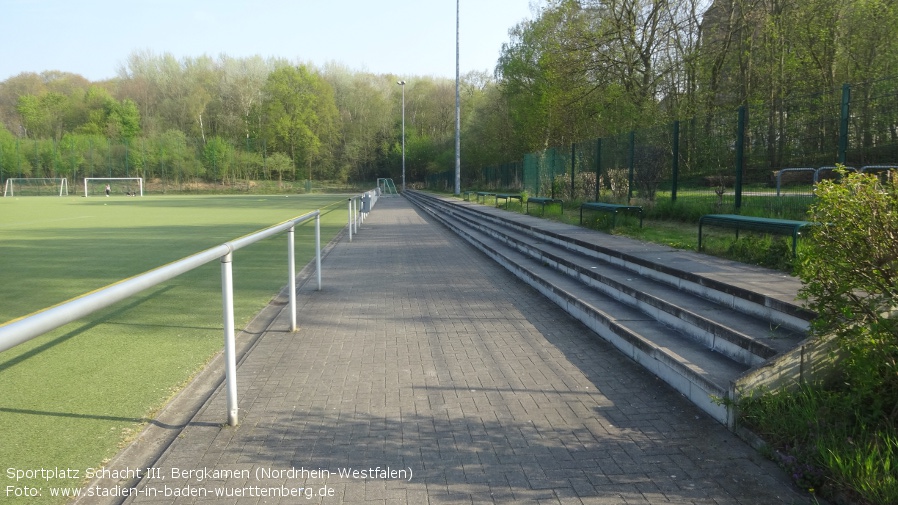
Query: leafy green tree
[
  {"left": 0, "top": 123, "right": 22, "bottom": 178},
  {"left": 105, "top": 98, "right": 141, "bottom": 140},
  {"left": 264, "top": 151, "right": 293, "bottom": 184},
  {"left": 17, "top": 92, "right": 67, "bottom": 140},
  {"left": 151, "top": 129, "right": 195, "bottom": 185},
  {"left": 203, "top": 136, "right": 235, "bottom": 182},
  {"left": 322, "top": 65, "right": 395, "bottom": 182},
  {"left": 261, "top": 65, "right": 338, "bottom": 181},
  {"left": 799, "top": 169, "right": 898, "bottom": 419}
]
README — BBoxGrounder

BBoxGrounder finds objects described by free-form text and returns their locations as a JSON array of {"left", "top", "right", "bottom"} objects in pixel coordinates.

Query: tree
[
  {"left": 17, "top": 92, "right": 68, "bottom": 140},
  {"left": 264, "top": 151, "right": 293, "bottom": 184},
  {"left": 260, "top": 65, "right": 338, "bottom": 181},
  {"left": 216, "top": 55, "right": 270, "bottom": 142},
  {"left": 203, "top": 136, "right": 235, "bottom": 183},
  {"left": 322, "top": 65, "right": 395, "bottom": 182},
  {"left": 105, "top": 98, "right": 141, "bottom": 140}
]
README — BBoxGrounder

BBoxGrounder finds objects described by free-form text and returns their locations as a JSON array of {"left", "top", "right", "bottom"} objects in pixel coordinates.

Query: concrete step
[
  {"left": 405, "top": 190, "right": 813, "bottom": 426},
  {"left": 419, "top": 195, "right": 805, "bottom": 366}
]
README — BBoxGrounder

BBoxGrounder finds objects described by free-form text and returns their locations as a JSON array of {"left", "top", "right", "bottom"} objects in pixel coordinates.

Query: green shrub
[
  {"left": 738, "top": 167, "right": 898, "bottom": 504},
  {"left": 798, "top": 168, "right": 898, "bottom": 416}
]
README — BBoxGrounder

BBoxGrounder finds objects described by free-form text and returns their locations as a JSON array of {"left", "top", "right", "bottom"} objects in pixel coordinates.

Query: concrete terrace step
[
  {"left": 411, "top": 194, "right": 806, "bottom": 364},
  {"left": 414, "top": 192, "right": 814, "bottom": 334},
  {"left": 404, "top": 190, "right": 814, "bottom": 426}
]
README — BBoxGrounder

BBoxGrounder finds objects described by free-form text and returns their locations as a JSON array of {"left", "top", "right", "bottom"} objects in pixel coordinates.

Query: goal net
[
  {"left": 3, "top": 178, "right": 69, "bottom": 197},
  {"left": 83, "top": 177, "right": 144, "bottom": 197}
]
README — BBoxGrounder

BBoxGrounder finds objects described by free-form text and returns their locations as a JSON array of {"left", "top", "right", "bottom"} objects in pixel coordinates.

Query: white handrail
[
  {"left": 0, "top": 210, "right": 322, "bottom": 426},
  {"left": 347, "top": 188, "right": 380, "bottom": 242}
]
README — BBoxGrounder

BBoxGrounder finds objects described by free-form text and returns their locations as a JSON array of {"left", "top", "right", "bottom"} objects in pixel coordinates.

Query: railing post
[
  {"left": 288, "top": 225, "right": 297, "bottom": 332},
  {"left": 220, "top": 250, "right": 239, "bottom": 427},
  {"left": 348, "top": 198, "right": 353, "bottom": 242},
  {"left": 315, "top": 212, "right": 322, "bottom": 290}
]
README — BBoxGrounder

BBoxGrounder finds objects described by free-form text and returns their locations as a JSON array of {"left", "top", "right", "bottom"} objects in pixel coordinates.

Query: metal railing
[
  {"left": 0, "top": 210, "right": 322, "bottom": 427},
  {"left": 347, "top": 188, "right": 380, "bottom": 242}
]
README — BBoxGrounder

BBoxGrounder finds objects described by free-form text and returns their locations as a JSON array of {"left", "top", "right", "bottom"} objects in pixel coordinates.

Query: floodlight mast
[
  {"left": 455, "top": 0, "right": 461, "bottom": 195},
  {"left": 397, "top": 80, "right": 406, "bottom": 192}
]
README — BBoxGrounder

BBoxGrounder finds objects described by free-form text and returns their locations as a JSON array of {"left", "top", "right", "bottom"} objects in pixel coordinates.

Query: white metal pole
[
  {"left": 399, "top": 81, "right": 406, "bottom": 192},
  {"left": 348, "top": 199, "right": 353, "bottom": 242},
  {"left": 288, "top": 226, "right": 297, "bottom": 331},
  {"left": 316, "top": 213, "right": 322, "bottom": 290},
  {"left": 220, "top": 251, "right": 239, "bottom": 426}
]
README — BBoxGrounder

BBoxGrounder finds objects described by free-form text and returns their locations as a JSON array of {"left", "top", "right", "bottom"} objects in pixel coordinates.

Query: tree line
[{"left": 1, "top": 0, "right": 896, "bottom": 187}]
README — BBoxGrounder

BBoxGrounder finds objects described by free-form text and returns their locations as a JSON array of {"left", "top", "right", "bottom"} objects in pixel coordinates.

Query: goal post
[
  {"left": 83, "top": 177, "right": 144, "bottom": 197},
  {"left": 3, "top": 178, "right": 69, "bottom": 197}
]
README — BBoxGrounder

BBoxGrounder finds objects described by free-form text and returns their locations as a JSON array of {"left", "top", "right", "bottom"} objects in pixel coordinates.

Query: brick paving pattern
[{"left": 127, "top": 197, "right": 811, "bottom": 504}]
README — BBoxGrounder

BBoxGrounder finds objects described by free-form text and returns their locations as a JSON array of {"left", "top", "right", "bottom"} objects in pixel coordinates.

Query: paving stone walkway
[{"left": 126, "top": 197, "right": 812, "bottom": 504}]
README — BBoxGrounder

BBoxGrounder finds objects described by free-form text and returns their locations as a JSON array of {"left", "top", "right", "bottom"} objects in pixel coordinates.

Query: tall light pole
[
  {"left": 454, "top": 0, "right": 461, "bottom": 195},
  {"left": 397, "top": 80, "right": 406, "bottom": 192}
]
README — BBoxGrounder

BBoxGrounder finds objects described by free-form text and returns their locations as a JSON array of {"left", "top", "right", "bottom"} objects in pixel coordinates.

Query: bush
[
  {"left": 798, "top": 168, "right": 898, "bottom": 414},
  {"left": 736, "top": 168, "right": 898, "bottom": 504}
]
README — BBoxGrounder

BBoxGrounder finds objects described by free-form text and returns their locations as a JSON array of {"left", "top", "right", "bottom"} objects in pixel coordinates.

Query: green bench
[
  {"left": 476, "top": 191, "right": 496, "bottom": 204},
  {"left": 526, "top": 197, "right": 564, "bottom": 215},
  {"left": 580, "top": 202, "right": 644, "bottom": 228},
  {"left": 495, "top": 193, "right": 523, "bottom": 209},
  {"left": 698, "top": 214, "right": 813, "bottom": 256}
]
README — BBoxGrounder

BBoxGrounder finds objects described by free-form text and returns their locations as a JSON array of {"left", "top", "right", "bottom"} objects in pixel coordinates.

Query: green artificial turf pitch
[{"left": 0, "top": 194, "right": 349, "bottom": 503}]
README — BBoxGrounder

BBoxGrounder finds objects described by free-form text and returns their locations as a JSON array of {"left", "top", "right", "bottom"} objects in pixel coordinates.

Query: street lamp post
[
  {"left": 455, "top": 0, "right": 461, "bottom": 195},
  {"left": 397, "top": 80, "right": 406, "bottom": 192}
]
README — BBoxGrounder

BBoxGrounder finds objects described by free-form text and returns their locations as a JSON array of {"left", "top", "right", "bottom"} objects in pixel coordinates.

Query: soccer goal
[
  {"left": 83, "top": 177, "right": 144, "bottom": 197},
  {"left": 3, "top": 177, "right": 69, "bottom": 197}
]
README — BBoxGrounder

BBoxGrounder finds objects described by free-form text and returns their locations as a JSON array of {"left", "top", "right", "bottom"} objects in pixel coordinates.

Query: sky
[{"left": 2, "top": 0, "right": 538, "bottom": 82}]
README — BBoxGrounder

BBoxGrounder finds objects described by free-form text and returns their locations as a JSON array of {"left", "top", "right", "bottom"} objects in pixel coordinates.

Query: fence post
[
  {"left": 570, "top": 143, "right": 576, "bottom": 199},
  {"left": 595, "top": 138, "right": 602, "bottom": 201},
  {"left": 220, "top": 250, "right": 239, "bottom": 427},
  {"left": 671, "top": 121, "right": 680, "bottom": 203},
  {"left": 550, "top": 149, "right": 556, "bottom": 200},
  {"left": 627, "top": 131, "right": 635, "bottom": 204},
  {"left": 839, "top": 83, "right": 850, "bottom": 164},
  {"left": 735, "top": 105, "right": 747, "bottom": 210}
]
